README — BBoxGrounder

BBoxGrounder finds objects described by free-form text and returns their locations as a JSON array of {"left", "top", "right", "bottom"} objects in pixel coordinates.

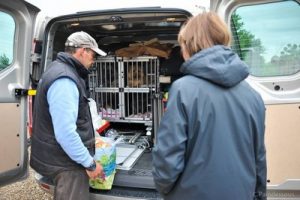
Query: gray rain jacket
[{"left": 152, "top": 45, "right": 266, "bottom": 200}]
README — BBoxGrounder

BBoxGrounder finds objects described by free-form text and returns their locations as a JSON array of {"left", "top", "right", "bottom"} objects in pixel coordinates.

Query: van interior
[{"left": 37, "top": 8, "right": 191, "bottom": 194}]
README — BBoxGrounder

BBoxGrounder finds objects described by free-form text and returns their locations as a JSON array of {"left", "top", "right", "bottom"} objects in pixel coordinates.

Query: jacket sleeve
[
  {"left": 152, "top": 82, "right": 188, "bottom": 195},
  {"left": 254, "top": 102, "right": 267, "bottom": 200},
  {"left": 48, "top": 78, "right": 94, "bottom": 168}
]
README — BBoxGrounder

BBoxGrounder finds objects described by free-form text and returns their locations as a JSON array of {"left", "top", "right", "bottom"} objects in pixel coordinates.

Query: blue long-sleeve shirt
[{"left": 47, "top": 78, "right": 93, "bottom": 168}]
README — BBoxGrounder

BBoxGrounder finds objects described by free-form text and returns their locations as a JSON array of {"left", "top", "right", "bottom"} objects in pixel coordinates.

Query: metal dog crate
[{"left": 89, "top": 56, "right": 160, "bottom": 124}]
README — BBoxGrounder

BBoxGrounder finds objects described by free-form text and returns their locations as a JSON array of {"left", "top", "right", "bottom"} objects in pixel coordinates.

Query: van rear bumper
[
  {"left": 36, "top": 172, "right": 300, "bottom": 199},
  {"left": 34, "top": 172, "right": 162, "bottom": 200}
]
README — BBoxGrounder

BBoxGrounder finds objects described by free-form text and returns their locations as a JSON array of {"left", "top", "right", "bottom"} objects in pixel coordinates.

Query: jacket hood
[
  {"left": 180, "top": 45, "right": 249, "bottom": 88},
  {"left": 56, "top": 52, "right": 90, "bottom": 79}
]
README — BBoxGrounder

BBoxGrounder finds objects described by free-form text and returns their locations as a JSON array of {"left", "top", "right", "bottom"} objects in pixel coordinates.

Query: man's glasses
[{"left": 84, "top": 48, "right": 96, "bottom": 59}]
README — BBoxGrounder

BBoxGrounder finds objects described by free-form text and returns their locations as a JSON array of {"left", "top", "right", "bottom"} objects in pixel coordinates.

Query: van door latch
[{"left": 15, "top": 88, "right": 36, "bottom": 98}]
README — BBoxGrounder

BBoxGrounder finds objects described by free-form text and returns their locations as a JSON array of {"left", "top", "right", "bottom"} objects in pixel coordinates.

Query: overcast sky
[{"left": 26, "top": 0, "right": 209, "bottom": 17}]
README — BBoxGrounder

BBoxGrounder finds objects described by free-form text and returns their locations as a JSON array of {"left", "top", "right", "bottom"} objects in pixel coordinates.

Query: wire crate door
[
  {"left": 122, "top": 57, "right": 159, "bottom": 121},
  {"left": 90, "top": 57, "right": 123, "bottom": 121}
]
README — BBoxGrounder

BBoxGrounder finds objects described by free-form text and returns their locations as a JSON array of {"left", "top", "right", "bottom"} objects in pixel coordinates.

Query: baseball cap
[{"left": 65, "top": 31, "right": 107, "bottom": 56}]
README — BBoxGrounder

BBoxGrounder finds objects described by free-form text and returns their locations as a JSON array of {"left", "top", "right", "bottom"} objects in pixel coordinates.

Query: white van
[{"left": 0, "top": 0, "right": 300, "bottom": 199}]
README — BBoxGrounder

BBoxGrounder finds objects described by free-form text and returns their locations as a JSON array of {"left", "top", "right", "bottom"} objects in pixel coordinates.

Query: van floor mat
[{"left": 113, "top": 152, "right": 155, "bottom": 189}]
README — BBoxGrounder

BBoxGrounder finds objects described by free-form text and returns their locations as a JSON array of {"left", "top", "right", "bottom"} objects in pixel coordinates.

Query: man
[
  {"left": 152, "top": 12, "right": 266, "bottom": 200},
  {"left": 30, "top": 31, "right": 107, "bottom": 200}
]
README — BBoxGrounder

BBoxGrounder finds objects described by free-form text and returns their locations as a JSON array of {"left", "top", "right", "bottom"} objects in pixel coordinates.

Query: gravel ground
[
  {"left": 0, "top": 167, "right": 53, "bottom": 200},
  {"left": 0, "top": 145, "right": 52, "bottom": 200}
]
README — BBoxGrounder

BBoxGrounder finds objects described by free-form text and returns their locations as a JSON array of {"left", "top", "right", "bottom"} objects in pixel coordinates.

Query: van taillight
[
  {"left": 28, "top": 95, "right": 33, "bottom": 137},
  {"left": 40, "top": 183, "right": 50, "bottom": 191},
  {"left": 33, "top": 39, "right": 43, "bottom": 54}
]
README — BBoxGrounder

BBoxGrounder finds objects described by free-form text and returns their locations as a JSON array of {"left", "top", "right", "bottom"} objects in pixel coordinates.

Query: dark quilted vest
[{"left": 30, "top": 52, "right": 95, "bottom": 177}]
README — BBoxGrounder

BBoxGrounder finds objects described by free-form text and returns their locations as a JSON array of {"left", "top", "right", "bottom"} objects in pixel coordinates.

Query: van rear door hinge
[{"left": 15, "top": 88, "right": 36, "bottom": 98}]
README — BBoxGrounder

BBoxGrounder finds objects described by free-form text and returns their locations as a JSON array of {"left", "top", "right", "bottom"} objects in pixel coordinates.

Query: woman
[{"left": 152, "top": 12, "right": 266, "bottom": 200}]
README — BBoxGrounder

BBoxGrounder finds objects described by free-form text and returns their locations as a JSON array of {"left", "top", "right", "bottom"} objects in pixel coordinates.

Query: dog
[{"left": 126, "top": 64, "right": 145, "bottom": 87}]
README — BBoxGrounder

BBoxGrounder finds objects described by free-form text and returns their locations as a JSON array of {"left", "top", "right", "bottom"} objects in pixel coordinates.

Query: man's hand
[{"left": 86, "top": 162, "right": 105, "bottom": 179}]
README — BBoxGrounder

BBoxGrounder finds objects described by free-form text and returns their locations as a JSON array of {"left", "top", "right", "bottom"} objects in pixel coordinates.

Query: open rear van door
[
  {"left": 0, "top": 0, "right": 39, "bottom": 186},
  {"left": 212, "top": 0, "right": 300, "bottom": 199}
]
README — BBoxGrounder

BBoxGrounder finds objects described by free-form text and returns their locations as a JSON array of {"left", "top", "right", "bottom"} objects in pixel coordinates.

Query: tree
[
  {"left": 0, "top": 53, "right": 10, "bottom": 70},
  {"left": 271, "top": 43, "right": 300, "bottom": 74},
  {"left": 231, "top": 12, "right": 266, "bottom": 76},
  {"left": 280, "top": 44, "right": 300, "bottom": 57}
]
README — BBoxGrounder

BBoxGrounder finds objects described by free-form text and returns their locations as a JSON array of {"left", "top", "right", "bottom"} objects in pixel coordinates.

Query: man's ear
[
  {"left": 78, "top": 47, "right": 85, "bottom": 55},
  {"left": 73, "top": 47, "right": 84, "bottom": 57},
  {"left": 72, "top": 48, "right": 84, "bottom": 61}
]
